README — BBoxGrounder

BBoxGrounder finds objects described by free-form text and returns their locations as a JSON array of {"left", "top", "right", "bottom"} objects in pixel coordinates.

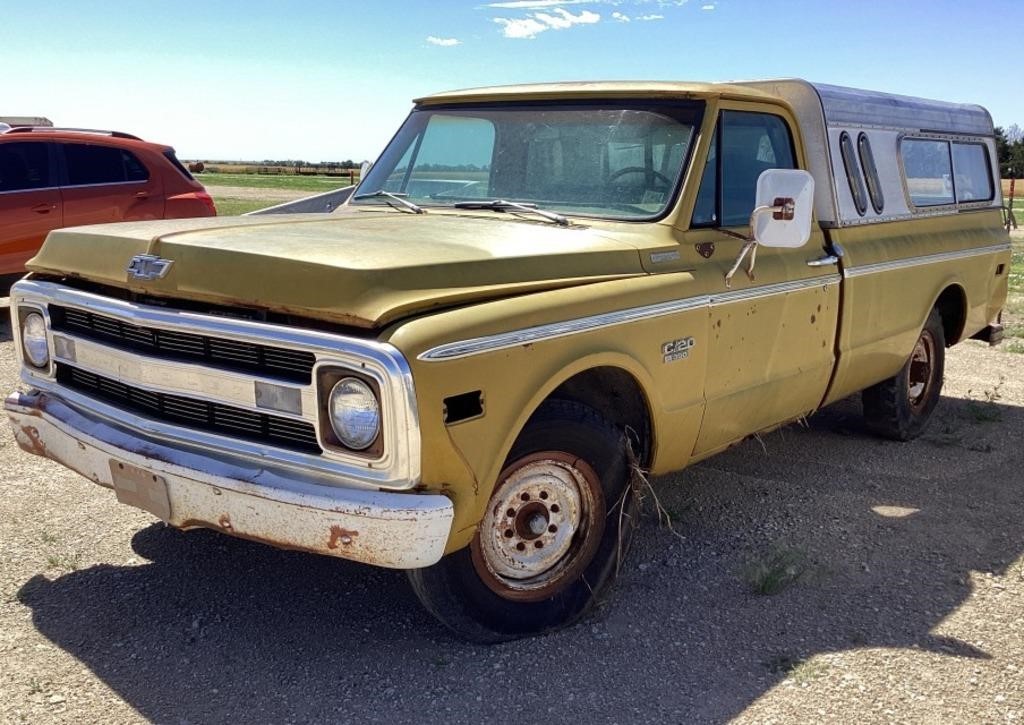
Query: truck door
[
  {"left": 686, "top": 106, "right": 841, "bottom": 456},
  {"left": 0, "top": 140, "right": 62, "bottom": 274}
]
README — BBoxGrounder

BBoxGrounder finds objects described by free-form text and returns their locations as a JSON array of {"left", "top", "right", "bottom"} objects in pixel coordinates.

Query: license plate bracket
[{"left": 109, "top": 459, "right": 171, "bottom": 520}]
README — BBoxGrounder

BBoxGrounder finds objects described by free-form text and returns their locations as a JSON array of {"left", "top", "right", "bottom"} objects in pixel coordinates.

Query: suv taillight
[{"left": 168, "top": 191, "right": 217, "bottom": 216}]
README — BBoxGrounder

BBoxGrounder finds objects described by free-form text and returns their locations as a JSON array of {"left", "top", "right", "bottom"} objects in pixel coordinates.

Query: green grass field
[{"left": 198, "top": 172, "right": 357, "bottom": 192}]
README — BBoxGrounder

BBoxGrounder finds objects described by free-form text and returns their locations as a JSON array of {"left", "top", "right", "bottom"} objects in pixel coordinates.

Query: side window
[
  {"left": 857, "top": 133, "right": 884, "bottom": 213},
  {"left": 0, "top": 142, "right": 51, "bottom": 192},
  {"left": 951, "top": 143, "right": 993, "bottom": 202},
  {"left": 691, "top": 126, "right": 718, "bottom": 225},
  {"left": 122, "top": 150, "right": 150, "bottom": 182},
  {"left": 839, "top": 131, "right": 868, "bottom": 216},
  {"left": 900, "top": 138, "right": 954, "bottom": 206},
  {"left": 63, "top": 144, "right": 147, "bottom": 186},
  {"left": 720, "top": 111, "right": 795, "bottom": 226}
]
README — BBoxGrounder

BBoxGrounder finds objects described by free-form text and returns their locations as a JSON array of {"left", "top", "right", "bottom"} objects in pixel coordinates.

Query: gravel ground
[{"left": 0, "top": 317, "right": 1021, "bottom": 724}]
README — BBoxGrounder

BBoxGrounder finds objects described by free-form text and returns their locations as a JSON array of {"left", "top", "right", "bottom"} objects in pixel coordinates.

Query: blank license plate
[{"left": 109, "top": 459, "right": 171, "bottom": 520}]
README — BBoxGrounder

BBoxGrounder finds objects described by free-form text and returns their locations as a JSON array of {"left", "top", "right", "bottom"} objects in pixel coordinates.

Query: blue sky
[{"left": 2, "top": 1, "right": 1020, "bottom": 162}]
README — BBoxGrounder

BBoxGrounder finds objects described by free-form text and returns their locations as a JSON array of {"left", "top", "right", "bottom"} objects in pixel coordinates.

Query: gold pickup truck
[{"left": 6, "top": 80, "right": 1010, "bottom": 642}]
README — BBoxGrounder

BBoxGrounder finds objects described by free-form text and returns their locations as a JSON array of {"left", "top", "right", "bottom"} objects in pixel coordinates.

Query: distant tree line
[
  {"left": 995, "top": 126, "right": 1024, "bottom": 178},
  {"left": 259, "top": 159, "right": 361, "bottom": 169}
]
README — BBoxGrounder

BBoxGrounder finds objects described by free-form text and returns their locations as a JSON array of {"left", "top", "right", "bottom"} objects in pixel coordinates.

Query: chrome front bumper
[{"left": 6, "top": 390, "right": 454, "bottom": 569}]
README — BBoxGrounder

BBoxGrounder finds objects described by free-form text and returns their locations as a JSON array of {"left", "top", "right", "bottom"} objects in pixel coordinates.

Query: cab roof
[{"left": 414, "top": 81, "right": 780, "bottom": 105}]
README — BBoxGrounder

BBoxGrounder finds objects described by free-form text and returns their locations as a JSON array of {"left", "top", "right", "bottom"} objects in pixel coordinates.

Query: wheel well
[
  {"left": 543, "top": 367, "right": 653, "bottom": 465},
  {"left": 935, "top": 285, "right": 967, "bottom": 345}
]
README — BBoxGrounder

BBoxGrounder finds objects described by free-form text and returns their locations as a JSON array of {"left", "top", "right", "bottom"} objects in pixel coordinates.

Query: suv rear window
[
  {"left": 63, "top": 144, "right": 150, "bottom": 186},
  {"left": 163, "top": 149, "right": 195, "bottom": 180},
  {"left": 0, "top": 142, "right": 51, "bottom": 192}
]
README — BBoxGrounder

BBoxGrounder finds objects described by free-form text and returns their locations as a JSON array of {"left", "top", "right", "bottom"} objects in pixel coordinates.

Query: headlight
[
  {"left": 328, "top": 377, "right": 380, "bottom": 450},
  {"left": 21, "top": 311, "right": 50, "bottom": 368}
]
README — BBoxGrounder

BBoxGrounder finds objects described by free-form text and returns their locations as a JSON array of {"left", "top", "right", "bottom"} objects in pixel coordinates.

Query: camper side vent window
[
  {"left": 901, "top": 138, "right": 955, "bottom": 207},
  {"left": 857, "top": 133, "right": 884, "bottom": 214},
  {"left": 839, "top": 132, "right": 868, "bottom": 216},
  {"left": 951, "top": 143, "right": 994, "bottom": 203}
]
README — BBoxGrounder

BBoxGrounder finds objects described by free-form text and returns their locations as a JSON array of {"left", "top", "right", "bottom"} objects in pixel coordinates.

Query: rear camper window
[
  {"left": 951, "top": 143, "right": 994, "bottom": 202},
  {"left": 839, "top": 131, "right": 868, "bottom": 216},
  {"left": 901, "top": 138, "right": 954, "bottom": 207},
  {"left": 857, "top": 133, "right": 884, "bottom": 213}
]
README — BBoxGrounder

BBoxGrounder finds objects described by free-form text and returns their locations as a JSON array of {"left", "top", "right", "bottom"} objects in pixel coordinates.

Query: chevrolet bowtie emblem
[{"left": 126, "top": 254, "right": 174, "bottom": 281}]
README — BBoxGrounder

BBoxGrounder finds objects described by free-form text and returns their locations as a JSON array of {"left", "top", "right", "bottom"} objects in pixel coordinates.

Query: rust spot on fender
[
  {"left": 218, "top": 514, "right": 233, "bottom": 531},
  {"left": 20, "top": 426, "right": 48, "bottom": 457},
  {"left": 328, "top": 525, "right": 359, "bottom": 549}
]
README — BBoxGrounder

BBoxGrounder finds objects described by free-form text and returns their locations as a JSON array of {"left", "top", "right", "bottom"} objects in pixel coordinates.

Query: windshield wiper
[
  {"left": 352, "top": 190, "right": 425, "bottom": 214},
  {"left": 453, "top": 199, "right": 569, "bottom": 226}
]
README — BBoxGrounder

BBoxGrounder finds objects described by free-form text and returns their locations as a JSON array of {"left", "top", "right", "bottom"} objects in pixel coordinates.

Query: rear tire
[
  {"left": 408, "top": 400, "right": 637, "bottom": 643},
  {"left": 862, "top": 307, "right": 945, "bottom": 441}
]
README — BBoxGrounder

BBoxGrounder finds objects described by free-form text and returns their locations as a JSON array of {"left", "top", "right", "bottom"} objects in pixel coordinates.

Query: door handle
[
  {"left": 134, "top": 191, "right": 150, "bottom": 199},
  {"left": 806, "top": 254, "right": 839, "bottom": 267},
  {"left": 30, "top": 203, "right": 54, "bottom": 214}
]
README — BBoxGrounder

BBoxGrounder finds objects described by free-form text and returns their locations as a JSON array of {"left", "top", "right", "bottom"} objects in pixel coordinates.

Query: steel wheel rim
[
  {"left": 472, "top": 451, "right": 605, "bottom": 602},
  {"left": 907, "top": 329, "right": 937, "bottom": 412}
]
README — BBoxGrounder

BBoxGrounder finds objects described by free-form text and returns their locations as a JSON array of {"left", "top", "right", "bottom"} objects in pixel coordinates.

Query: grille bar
[
  {"left": 49, "top": 305, "right": 316, "bottom": 384},
  {"left": 57, "top": 363, "right": 321, "bottom": 455}
]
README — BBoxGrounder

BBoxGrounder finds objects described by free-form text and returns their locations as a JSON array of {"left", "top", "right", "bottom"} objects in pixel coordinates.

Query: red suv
[{"left": 0, "top": 127, "right": 216, "bottom": 275}]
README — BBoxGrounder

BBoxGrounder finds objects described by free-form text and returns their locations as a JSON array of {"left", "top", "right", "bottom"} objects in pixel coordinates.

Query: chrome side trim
[
  {"left": 419, "top": 296, "right": 711, "bottom": 361},
  {"left": 11, "top": 279, "right": 421, "bottom": 490},
  {"left": 843, "top": 243, "right": 1010, "bottom": 279},
  {"left": 709, "top": 275, "right": 839, "bottom": 305},
  {"left": 419, "top": 275, "right": 841, "bottom": 361}
]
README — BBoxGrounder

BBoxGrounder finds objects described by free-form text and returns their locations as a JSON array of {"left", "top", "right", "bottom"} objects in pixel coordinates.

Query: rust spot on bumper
[
  {"left": 20, "top": 425, "right": 48, "bottom": 457},
  {"left": 328, "top": 525, "right": 359, "bottom": 549}
]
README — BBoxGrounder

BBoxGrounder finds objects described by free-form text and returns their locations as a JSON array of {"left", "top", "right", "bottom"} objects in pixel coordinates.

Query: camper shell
[{"left": 735, "top": 80, "right": 1000, "bottom": 227}]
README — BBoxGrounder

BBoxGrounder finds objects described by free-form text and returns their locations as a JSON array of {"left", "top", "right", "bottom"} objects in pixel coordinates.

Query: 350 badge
[{"left": 662, "top": 336, "right": 695, "bottom": 363}]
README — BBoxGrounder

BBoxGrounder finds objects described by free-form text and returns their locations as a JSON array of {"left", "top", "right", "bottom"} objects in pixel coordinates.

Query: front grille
[
  {"left": 49, "top": 305, "right": 316, "bottom": 384},
  {"left": 56, "top": 363, "right": 321, "bottom": 455}
]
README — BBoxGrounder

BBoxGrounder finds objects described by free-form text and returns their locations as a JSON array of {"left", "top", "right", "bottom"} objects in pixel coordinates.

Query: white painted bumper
[{"left": 5, "top": 390, "right": 454, "bottom": 569}]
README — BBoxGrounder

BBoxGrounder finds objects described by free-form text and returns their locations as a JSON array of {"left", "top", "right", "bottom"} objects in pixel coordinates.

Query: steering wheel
[{"left": 608, "top": 167, "right": 673, "bottom": 187}]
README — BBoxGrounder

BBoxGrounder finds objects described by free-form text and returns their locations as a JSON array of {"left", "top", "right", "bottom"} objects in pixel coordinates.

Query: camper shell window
[
  {"left": 901, "top": 138, "right": 955, "bottom": 207},
  {"left": 839, "top": 131, "right": 868, "bottom": 216},
  {"left": 857, "top": 132, "right": 884, "bottom": 214},
  {"left": 951, "top": 142, "right": 994, "bottom": 202}
]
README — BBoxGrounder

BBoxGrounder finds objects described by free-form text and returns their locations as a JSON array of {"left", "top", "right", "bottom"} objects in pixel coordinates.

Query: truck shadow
[{"left": 17, "top": 395, "right": 1024, "bottom": 723}]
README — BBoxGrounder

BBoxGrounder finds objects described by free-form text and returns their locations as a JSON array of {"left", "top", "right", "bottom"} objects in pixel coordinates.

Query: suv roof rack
[{"left": 4, "top": 126, "right": 142, "bottom": 141}]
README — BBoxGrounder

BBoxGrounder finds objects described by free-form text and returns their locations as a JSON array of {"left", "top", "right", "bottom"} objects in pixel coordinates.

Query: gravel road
[{"left": 0, "top": 317, "right": 1021, "bottom": 724}]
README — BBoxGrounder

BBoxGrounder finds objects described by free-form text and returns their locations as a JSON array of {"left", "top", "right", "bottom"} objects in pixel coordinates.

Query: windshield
[{"left": 354, "top": 101, "right": 703, "bottom": 220}]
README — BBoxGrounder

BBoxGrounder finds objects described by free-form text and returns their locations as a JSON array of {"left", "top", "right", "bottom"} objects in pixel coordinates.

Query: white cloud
[
  {"left": 426, "top": 36, "right": 461, "bottom": 46},
  {"left": 495, "top": 7, "right": 601, "bottom": 38},
  {"left": 486, "top": 0, "right": 593, "bottom": 8},
  {"left": 701, "top": 3, "right": 715, "bottom": 9},
  {"left": 493, "top": 16, "right": 551, "bottom": 38},
  {"left": 638, "top": 13, "right": 663, "bottom": 20},
  {"left": 612, "top": 11, "right": 630, "bottom": 21}
]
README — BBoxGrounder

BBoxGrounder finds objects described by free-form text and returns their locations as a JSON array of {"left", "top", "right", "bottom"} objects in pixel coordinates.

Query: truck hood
[{"left": 27, "top": 211, "right": 647, "bottom": 329}]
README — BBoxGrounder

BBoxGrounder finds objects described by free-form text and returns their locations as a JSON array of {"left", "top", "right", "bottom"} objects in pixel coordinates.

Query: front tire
[
  {"left": 862, "top": 307, "right": 946, "bottom": 441},
  {"left": 408, "top": 400, "right": 636, "bottom": 643}
]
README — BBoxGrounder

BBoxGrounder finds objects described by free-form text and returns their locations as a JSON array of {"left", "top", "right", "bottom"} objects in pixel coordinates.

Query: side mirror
[
  {"left": 750, "top": 169, "right": 815, "bottom": 248},
  {"left": 360, "top": 160, "right": 373, "bottom": 180}
]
